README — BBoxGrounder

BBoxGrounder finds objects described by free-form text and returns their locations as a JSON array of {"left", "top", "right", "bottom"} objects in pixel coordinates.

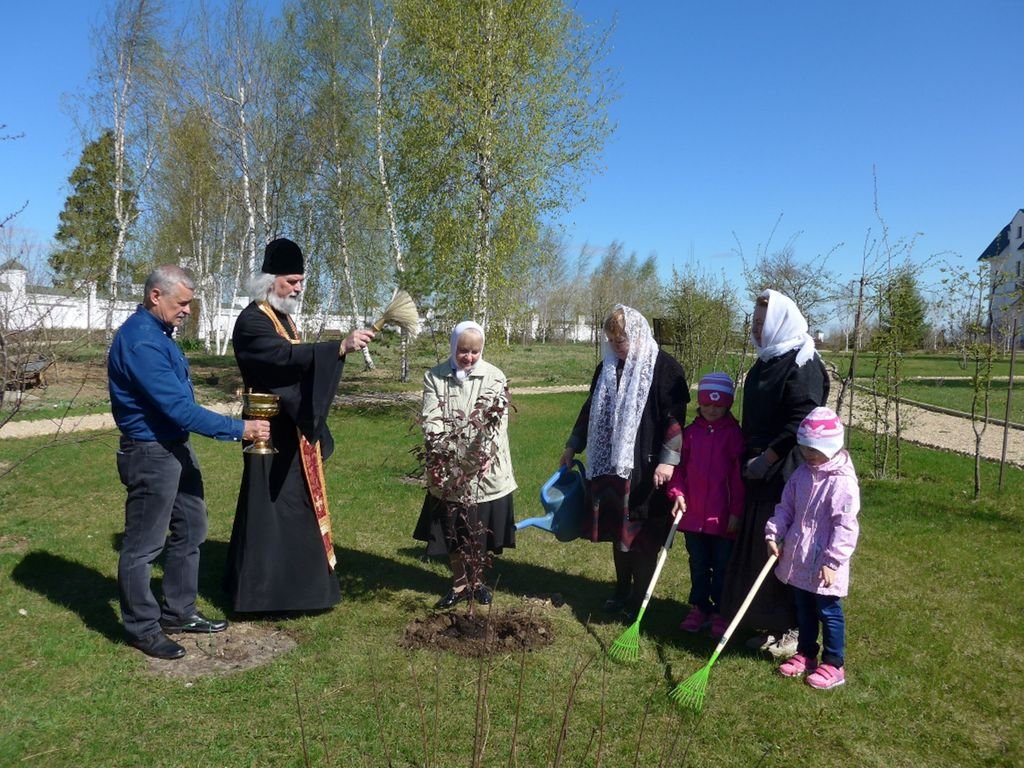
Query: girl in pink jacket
[
  {"left": 666, "top": 372, "right": 745, "bottom": 638},
  {"left": 766, "top": 407, "right": 860, "bottom": 690}
]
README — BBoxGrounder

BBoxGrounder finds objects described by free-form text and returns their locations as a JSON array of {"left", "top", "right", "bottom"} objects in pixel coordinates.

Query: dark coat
[
  {"left": 741, "top": 349, "right": 830, "bottom": 500},
  {"left": 721, "top": 349, "right": 830, "bottom": 631},
  {"left": 570, "top": 350, "right": 689, "bottom": 522}
]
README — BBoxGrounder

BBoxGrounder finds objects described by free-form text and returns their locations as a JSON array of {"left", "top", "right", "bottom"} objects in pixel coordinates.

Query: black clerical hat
[{"left": 261, "top": 238, "right": 304, "bottom": 275}]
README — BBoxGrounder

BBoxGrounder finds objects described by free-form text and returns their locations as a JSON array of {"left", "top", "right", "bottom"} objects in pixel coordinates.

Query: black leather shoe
[
  {"left": 434, "top": 588, "right": 469, "bottom": 610},
  {"left": 474, "top": 586, "right": 493, "bottom": 605},
  {"left": 129, "top": 631, "right": 186, "bottom": 660},
  {"left": 603, "top": 595, "right": 629, "bottom": 613},
  {"left": 160, "top": 611, "right": 229, "bottom": 634}
]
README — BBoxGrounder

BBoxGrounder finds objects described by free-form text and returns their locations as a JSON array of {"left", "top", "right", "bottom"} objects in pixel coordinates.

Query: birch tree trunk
[
  {"left": 100, "top": 0, "right": 159, "bottom": 336},
  {"left": 369, "top": 9, "right": 410, "bottom": 381},
  {"left": 471, "top": 4, "right": 497, "bottom": 327},
  {"left": 334, "top": 160, "right": 374, "bottom": 370}
]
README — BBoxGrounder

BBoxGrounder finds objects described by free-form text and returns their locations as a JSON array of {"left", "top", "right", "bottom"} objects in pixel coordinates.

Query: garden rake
[
  {"left": 669, "top": 553, "right": 779, "bottom": 712},
  {"left": 607, "top": 507, "right": 685, "bottom": 664}
]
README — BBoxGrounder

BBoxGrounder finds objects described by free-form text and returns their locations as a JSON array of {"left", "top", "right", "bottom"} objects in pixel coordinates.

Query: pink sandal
[{"left": 679, "top": 607, "right": 708, "bottom": 633}]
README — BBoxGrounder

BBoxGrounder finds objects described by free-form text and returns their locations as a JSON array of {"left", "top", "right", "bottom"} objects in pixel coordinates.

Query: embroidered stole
[{"left": 256, "top": 302, "right": 337, "bottom": 570}]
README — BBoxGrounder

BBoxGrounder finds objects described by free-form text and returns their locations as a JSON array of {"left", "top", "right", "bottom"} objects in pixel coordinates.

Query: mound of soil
[
  {"left": 143, "top": 622, "right": 297, "bottom": 680},
  {"left": 401, "top": 608, "right": 555, "bottom": 658}
]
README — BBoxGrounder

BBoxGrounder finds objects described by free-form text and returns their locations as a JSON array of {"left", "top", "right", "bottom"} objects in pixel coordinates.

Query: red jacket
[{"left": 665, "top": 413, "right": 745, "bottom": 538}]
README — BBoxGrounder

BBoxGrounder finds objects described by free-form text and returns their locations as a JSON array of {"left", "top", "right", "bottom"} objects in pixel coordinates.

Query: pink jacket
[
  {"left": 665, "top": 413, "right": 745, "bottom": 538},
  {"left": 765, "top": 449, "right": 860, "bottom": 596}
]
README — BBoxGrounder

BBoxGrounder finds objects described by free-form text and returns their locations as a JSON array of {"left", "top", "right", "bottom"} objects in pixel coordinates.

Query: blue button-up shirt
[{"left": 108, "top": 305, "right": 242, "bottom": 442}]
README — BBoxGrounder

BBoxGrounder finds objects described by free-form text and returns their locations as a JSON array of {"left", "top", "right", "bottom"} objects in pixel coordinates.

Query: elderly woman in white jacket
[{"left": 413, "top": 321, "right": 518, "bottom": 609}]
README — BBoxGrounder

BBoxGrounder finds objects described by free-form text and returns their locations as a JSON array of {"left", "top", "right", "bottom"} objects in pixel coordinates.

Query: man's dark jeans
[{"left": 116, "top": 437, "right": 207, "bottom": 641}]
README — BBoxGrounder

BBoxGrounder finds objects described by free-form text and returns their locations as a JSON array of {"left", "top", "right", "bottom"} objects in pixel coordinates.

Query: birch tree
[
  {"left": 395, "top": 0, "right": 613, "bottom": 325},
  {"left": 90, "top": 0, "right": 165, "bottom": 333},
  {"left": 289, "top": 0, "right": 387, "bottom": 365},
  {"left": 368, "top": 2, "right": 416, "bottom": 380},
  {"left": 148, "top": 108, "right": 241, "bottom": 353}
]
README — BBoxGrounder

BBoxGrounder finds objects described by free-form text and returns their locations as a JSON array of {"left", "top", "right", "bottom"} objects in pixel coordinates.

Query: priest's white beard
[{"left": 267, "top": 292, "right": 300, "bottom": 315}]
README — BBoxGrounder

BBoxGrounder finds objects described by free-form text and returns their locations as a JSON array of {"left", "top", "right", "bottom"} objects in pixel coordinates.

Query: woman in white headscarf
[
  {"left": 414, "top": 321, "right": 517, "bottom": 609},
  {"left": 560, "top": 305, "right": 689, "bottom": 619},
  {"left": 720, "top": 289, "right": 830, "bottom": 657}
]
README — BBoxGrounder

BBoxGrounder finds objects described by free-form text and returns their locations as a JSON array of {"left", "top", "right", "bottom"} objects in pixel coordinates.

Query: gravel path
[
  {"left": 4, "top": 383, "right": 1023, "bottom": 468},
  {"left": 831, "top": 388, "right": 1024, "bottom": 468}
]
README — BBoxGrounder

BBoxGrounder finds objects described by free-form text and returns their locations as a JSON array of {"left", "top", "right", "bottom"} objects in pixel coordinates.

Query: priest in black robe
[{"left": 224, "top": 238, "right": 375, "bottom": 613}]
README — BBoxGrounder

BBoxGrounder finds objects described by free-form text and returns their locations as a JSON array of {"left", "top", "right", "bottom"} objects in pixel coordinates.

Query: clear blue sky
[{"left": 3, "top": 1, "right": 1022, "bottom": 301}]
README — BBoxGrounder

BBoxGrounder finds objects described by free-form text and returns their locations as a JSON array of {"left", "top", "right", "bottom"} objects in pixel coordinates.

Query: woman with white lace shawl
[
  {"left": 720, "top": 289, "right": 830, "bottom": 657},
  {"left": 560, "top": 306, "right": 689, "bottom": 619}
]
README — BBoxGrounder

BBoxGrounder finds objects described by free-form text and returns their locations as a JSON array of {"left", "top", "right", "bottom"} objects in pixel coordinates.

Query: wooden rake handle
[
  {"left": 636, "top": 508, "right": 685, "bottom": 612},
  {"left": 707, "top": 553, "right": 779, "bottom": 665}
]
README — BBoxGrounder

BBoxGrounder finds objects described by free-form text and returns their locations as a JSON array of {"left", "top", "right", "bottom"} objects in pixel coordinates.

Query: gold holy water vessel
[{"left": 241, "top": 391, "right": 279, "bottom": 455}]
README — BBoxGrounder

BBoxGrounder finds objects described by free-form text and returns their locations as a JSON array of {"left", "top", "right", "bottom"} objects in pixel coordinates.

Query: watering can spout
[
  {"left": 515, "top": 460, "right": 586, "bottom": 542},
  {"left": 515, "top": 513, "right": 558, "bottom": 532}
]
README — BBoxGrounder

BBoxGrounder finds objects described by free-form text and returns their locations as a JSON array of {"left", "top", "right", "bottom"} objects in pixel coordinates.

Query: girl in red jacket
[{"left": 666, "top": 372, "right": 745, "bottom": 638}]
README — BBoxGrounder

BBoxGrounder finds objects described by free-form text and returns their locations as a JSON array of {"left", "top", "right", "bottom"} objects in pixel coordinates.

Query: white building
[
  {"left": 978, "top": 208, "right": 1024, "bottom": 344},
  {"left": 1, "top": 260, "right": 136, "bottom": 335}
]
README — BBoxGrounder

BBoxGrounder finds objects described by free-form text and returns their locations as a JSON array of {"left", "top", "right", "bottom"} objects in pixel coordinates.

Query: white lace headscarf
[
  {"left": 449, "top": 320, "right": 485, "bottom": 380},
  {"left": 755, "top": 289, "right": 818, "bottom": 367},
  {"left": 586, "top": 305, "right": 659, "bottom": 479}
]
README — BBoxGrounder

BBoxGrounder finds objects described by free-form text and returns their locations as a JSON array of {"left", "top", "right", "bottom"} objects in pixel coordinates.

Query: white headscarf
[
  {"left": 586, "top": 305, "right": 659, "bottom": 479},
  {"left": 755, "top": 289, "right": 818, "bottom": 367},
  {"left": 449, "top": 320, "right": 485, "bottom": 380}
]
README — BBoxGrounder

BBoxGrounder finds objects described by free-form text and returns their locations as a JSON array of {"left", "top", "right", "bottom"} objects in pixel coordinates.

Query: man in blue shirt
[{"left": 108, "top": 265, "right": 270, "bottom": 660}]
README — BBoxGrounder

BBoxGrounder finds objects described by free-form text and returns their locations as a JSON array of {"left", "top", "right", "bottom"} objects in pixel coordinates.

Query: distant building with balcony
[{"left": 978, "top": 209, "right": 1024, "bottom": 345}]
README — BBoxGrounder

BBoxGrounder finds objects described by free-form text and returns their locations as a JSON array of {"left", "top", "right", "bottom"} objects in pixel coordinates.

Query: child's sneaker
[
  {"left": 678, "top": 607, "right": 708, "bottom": 633},
  {"left": 709, "top": 614, "right": 728, "bottom": 639},
  {"left": 778, "top": 653, "right": 817, "bottom": 678},
  {"left": 806, "top": 663, "right": 845, "bottom": 689},
  {"left": 766, "top": 628, "right": 800, "bottom": 659}
]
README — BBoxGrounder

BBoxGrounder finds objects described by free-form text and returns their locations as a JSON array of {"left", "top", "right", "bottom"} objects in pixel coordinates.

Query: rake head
[
  {"left": 669, "top": 664, "right": 711, "bottom": 713},
  {"left": 607, "top": 620, "right": 642, "bottom": 664}
]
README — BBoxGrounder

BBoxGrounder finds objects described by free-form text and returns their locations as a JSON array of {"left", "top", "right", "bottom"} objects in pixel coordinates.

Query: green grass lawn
[
  {"left": 821, "top": 351, "right": 1024, "bottom": 379},
  {"left": 896, "top": 379, "right": 1024, "bottom": 424},
  {"left": 1, "top": 393, "right": 1022, "bottom": 766},
  {"left": 10, "top": 340, "right": 1024, "bottom": 425}
]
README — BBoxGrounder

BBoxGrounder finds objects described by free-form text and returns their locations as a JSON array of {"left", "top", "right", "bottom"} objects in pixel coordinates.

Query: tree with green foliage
[
  {"left": 394, "top": 0, "right": 613, "bottom": 325},
  {"left": 663, "top": 265, "right": 738, "bottom": 383},
  {"left": 89, "top": 0, "right": 166, "bottom": 332},
  {"left": 49, "top": 130, "right": 137, "bottom": 288},
  {"left": 874, "top": 267, "right": 929, "bottom": 351},
  {"left": 289, "top": 0, "right": 387, "bottom": 368},
  {"left": 583, "top": 242, "right": 661, "bottom": 347},
  {"left": 147, "top": 108, "right": 240, "bottom": 351}
]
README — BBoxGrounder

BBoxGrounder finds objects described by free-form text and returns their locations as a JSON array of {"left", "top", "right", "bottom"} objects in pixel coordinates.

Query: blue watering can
[{"left": 515, "top": 459, "right": 586, "bottom": 542}]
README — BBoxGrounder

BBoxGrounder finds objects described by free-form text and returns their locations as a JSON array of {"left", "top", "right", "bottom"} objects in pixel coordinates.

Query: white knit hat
[{"left": 797, "top": 406, "right": 845, "bottom": 459}]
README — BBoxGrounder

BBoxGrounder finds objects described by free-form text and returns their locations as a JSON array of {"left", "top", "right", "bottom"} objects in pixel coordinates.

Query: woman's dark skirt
[
  {"left": 413, "top": 492, "right": 516, "bottom": 558},
  {"left": 584, "top": 474, "right": 670, "bottom": 555},
  {"left": 720, "top": 483, "right": 796, "bottom": 634}
]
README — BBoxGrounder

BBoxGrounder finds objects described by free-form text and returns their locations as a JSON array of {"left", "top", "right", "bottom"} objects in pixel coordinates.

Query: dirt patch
[
  {"left": 400, "top": 607, "right": 555, "bottom": 658},
  {"left": 143, "top": 621, "right": 298, "bottom": 680},
  {"left": 0, "top": 534, "right": 30, "bottom": 555}
]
